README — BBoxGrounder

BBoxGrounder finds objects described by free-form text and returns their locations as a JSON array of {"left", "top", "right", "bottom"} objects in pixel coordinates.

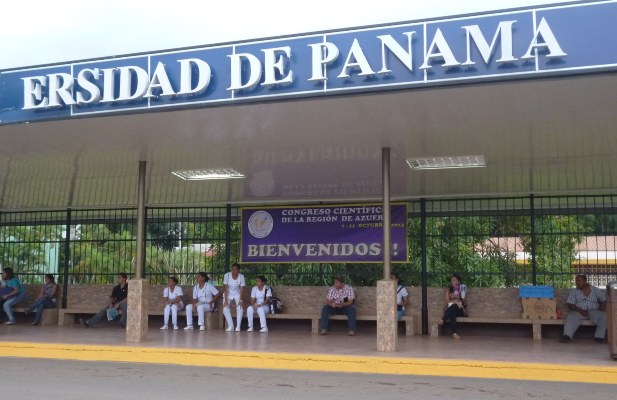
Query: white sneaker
[
  {"left": 226, "top": 326, "right": 234, "bottom": 332},
  {"left": 247, "top": 327, "right": 254, "bottom": 332},
  {"left": 184, "top": 325, "right": 193, "bottom": 330},
  {"left": 235, "top": 326, "right": 241, "bottom": 332},
  {"left": 260, "top": 327, "right": 269, "bottom": 333},
  {"left": 173, "top": 325, "right": 179, "bottom": 330},
  {"left": 160, "top": 325, "right": 168, "bottom": 330},
  {"left": 199, "top": 325, "right": 205, "bottom": 331}
]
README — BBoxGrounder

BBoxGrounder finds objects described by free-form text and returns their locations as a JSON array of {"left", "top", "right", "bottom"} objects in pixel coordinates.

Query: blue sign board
[{"left": 1, "top": 1, "right": 617, "bottom": 125}]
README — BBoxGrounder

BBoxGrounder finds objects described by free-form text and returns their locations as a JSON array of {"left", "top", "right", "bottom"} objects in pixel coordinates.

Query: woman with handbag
[{"left": 438, "top": 274, "right": 467, "bottom": 339}]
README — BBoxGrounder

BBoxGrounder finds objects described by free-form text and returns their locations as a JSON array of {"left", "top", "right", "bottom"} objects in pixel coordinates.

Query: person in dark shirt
[{"left": 80, "top": 274, "right": 129, "bottom": 328}]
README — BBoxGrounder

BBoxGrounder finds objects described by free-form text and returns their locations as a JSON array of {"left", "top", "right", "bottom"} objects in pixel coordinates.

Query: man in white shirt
[
  {"left": 185, "top": 272, "right": 220, "bottom": 331},
  {"left": 222, "top": 263, "right": 246, "bottom": 332}
]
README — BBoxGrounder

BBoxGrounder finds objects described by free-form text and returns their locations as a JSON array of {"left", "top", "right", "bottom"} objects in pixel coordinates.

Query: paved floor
[
  {"left": 0, "top": 323, "right": 613, "bottom": 366},
  {"left": 1, "top": 323, "right": 616, "bottom": 384},
  {"left": 3, "top": 358, "right": 616, "bottom": 400}
]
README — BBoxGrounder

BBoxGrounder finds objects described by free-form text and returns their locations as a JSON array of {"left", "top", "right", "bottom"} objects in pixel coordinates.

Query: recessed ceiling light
[
  {"left": 406, "top": 155, "right": 486, "bottom": 170},
  {"left": 171, "top": 168, "right": 245, "bottom": 180}
]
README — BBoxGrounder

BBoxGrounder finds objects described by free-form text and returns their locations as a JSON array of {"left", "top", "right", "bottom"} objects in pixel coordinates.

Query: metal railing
[{"left": 1, "top": 195, "right": 616, "bottom": 290}]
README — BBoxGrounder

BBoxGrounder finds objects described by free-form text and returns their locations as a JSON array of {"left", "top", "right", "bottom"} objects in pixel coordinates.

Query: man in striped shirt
[{"left": 560, "top": 274, "right": 606, "bottom": 343}]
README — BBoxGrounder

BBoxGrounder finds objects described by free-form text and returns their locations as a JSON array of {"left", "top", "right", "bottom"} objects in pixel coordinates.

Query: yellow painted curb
[{"left": 0, "top": 341, "right": 616, "bottom": 385}]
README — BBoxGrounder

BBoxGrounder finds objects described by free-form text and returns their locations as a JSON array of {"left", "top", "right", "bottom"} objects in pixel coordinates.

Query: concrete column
[
  {"left": 377, "top": 147, "right": 397, "bottom": 352},
  {"left": 135, "top": 160, "right": 146, "bottom": 279},
  {"left": 126, "top": 278, "right": 149, "bottom": 343},
  {"left": 377, "top": 279, "right": 398, "bottom": 352}
]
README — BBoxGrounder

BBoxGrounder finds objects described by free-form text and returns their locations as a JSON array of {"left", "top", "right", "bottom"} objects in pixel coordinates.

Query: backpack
[{"left": 265, "top": 287, "right": 283, "bottom": 314}]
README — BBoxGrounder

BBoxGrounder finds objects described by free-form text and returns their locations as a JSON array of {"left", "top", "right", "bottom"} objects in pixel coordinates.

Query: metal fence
[{"left": 1, "top": 195, "right": 617, "bottom": 290}]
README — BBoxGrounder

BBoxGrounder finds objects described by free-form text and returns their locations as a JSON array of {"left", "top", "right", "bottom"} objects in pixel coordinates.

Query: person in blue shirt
[{"left": 1, "top": 267, "right": 26, "bottom": 325}]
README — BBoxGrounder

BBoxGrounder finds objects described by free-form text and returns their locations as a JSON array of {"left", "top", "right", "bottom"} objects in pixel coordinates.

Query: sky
[{"left": 0, "top": 0, "right": 579, "bottom": 70}]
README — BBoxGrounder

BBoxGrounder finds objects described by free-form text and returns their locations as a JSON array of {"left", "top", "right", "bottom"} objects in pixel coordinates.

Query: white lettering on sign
[
  {"left": 420, "top": 28, "right": 460, "bottom": 70},
  {"left": 20, "top": 18, "right": 567, "bottom": 110},
  {"left": 462, "top": 21, "right": 517, "bottom": 66},
  {"left": 308, "top": 42, "right": 340, "bottom": 82},
  {"left": 522, "top": 17, "right": 568, "bottom": 60},
  {"left": 377, "top": 32, "right": 417, "bottom": 74},
  {"left": 21, "top": 76, "right": 48, "bottom": 109},
  {"left": 246, "top": 242, "right": 382, "bottom": 258},
  {"left": 76, "top": 68, "right": 101, "bottom": 104}
]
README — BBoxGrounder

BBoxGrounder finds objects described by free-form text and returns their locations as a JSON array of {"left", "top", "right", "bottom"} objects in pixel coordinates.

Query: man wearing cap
[{"left": 319, "top": 276, "right": 357, "bottom": 336}]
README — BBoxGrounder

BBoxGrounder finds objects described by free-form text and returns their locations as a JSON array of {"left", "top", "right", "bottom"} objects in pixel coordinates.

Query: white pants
[
  {"left": 164, "top": 303, "right": 183, "bottom": 325},
  {"left": 223, "top": 295, "right": 243, "bottom": 329},
  {"left": 185, "top": 303, "right": 214, "bottom": 327},
  {"left": 247, "top": 305, "right": 270, "bottom": 329}
]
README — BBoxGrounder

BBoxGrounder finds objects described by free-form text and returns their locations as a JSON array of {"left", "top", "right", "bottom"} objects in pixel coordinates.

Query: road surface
[{"left": 1, "top": 357, "right": 614, "bottom": 399}]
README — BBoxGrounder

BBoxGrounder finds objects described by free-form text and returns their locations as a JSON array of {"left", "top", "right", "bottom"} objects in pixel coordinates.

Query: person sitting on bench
[
  {"left": 80, "top": 273, "right": 128, "bottom": 329},
  {"left": 319, "top": 276, "right": 356, "bottom": 336},
  {"left": 438, "top": 274, "right": 467, "bottom": 340},
  {"left": 560, "top": 274, "right": 606, "bottom": 343}
]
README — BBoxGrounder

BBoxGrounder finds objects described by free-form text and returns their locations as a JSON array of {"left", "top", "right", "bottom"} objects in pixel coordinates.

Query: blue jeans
[
  {"left": 397, "top": 308, "right": 405, "bottom": 321},
  {"left": 28, "top": 297, "right": 56, "bottom": 324},
  {"left": 3, "top": 291, "right": 26, "bottom": 322},
  {"left": 320, "top": 305, "right": 357, "bottom": 332}
]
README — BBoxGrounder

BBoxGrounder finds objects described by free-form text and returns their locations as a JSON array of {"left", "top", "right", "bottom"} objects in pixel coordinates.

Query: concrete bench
[
  {"left": 221, "top": 309, "right": 417, "bottom": 336},
  {"left": 430, "top": 316, "right": 596, "bottom": 340},
  {"left": 59, "top": 306, "right": 220, "bottom": 330},
  {"left": 11, "top": 306, "right": 59, "bottom": 325}
]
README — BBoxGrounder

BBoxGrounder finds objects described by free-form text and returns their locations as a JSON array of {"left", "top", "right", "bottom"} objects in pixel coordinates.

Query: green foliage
[
  {"left": 0, "top": 225, "right": 62, "bottom": 283},
  {"left": 524, "top": 216, "right": 583, "bottom": 288}
]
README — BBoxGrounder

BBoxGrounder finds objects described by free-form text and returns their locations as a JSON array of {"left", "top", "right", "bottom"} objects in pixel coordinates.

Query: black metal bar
[
  {"left": 421, "top": 198, "right": 429, "bottom": 336},
  {"left": 62, "top": 208, "right": 71, "bottom": 309},
  {"left": 225, "top": 203, "right": 232, "bottom": 272},
  {"left": 530, "top": 194, "right": 537, "bottom": 286}
]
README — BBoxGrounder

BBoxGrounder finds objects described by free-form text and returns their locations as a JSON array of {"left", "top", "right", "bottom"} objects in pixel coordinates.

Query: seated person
[
  {"left": 184, "top": 272, "right": 220, "bottom": 331},
  {"left": 319, "top": 276, "right": 356, "bottom": 336},
  {"left": 80, "top": 273, "right": 128, "bottom": 328},
  {"left": 246, "top": 275, "right": 271, "bottom": 333},
  {"left": 1, "top": 267, "right": 26, "bottom": 325},
  {"left": 161, "top": 276, "right": 184, "bottom": 330},
  {"left": 560, "top": 274, "right": 606, "bottom": 343},
  {"left": 438, "top": 274, "right": 467, "bottom": 339},
  {"left": 222, "top": 263, "right": 246, "bottom": 332},
  {"left": 25, "top": 274, "right": 58, "bottom": 325},
  {"left": 391, "top": 272, "right": 409, "bottom": 320}
]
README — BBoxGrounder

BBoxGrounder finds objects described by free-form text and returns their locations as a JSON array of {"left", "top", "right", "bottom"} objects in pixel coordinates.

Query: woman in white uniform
[
  {"left": 246, "top": 275, "right": 271, "bottom": 333},
  {"left": 161, "top": 276, "right": 184, "bottom": 330},
  {"left": 184, "top": 272, "right": 220, "bottom": 331},
  {"left": 222, "top": 263, "right": 246, "bottom": 332}
]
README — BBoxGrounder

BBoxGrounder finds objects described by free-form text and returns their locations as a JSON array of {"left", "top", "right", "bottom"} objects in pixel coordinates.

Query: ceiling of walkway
[{"left": 0, "top": 72, "right": 616, "bottom": 210}]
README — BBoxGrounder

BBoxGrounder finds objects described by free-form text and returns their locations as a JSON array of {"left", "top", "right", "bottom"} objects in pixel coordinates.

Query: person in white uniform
[
  {"left": 184, "top": 272, "right": 220, "bottom": 331},
  {"left": 222, "top": 263, "right": 246, "bottom": 332},
  {"left": 161, "top": 276, "right": 184, "bottom": 330},
  {"left": 246, "top": 275, "right": 272, "bottom": 333},
  {"left": 391, "top": 272, "right": 410, "bottom": 321}
]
